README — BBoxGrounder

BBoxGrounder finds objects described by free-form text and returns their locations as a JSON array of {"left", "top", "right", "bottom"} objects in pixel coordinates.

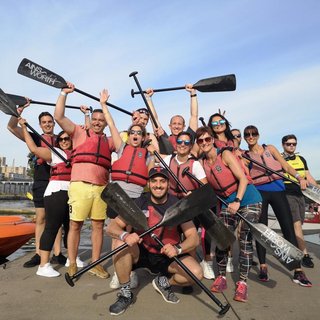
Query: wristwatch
[
  {"left": 175, "top": 244, "right": 182, "bottom": 255},
  {"left": 234, "top": 197, "right": 241, "bottom": 203}
]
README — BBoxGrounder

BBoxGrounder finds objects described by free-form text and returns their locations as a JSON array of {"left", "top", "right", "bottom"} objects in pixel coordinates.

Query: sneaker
[
  {"left": 23, "top": 253, "right": 40, "bottom": 268},
  {"left": 65, "top": 257, "right": 88, "bottom": 268},
  {"left": 258, "top": 267, "right": 269, "bottom": 282},
  {"left": 200, "top": 260, "right": 215, "bottom": 279},
  {"left": 233, "top": 281, "right": 248, "bottom": 302},
  {"left": 226, "top": 257, "right": 234, "bottom": 273},
  {"left": 88, "top": 264, "right": 110, "bottom": 279},
  {"left": 68, "top": 263, "right": 78, "bottom": 277},
  {"left": 293, "top": 271, "right": 312, "bottom": 287},
  {"left": 210, "top": 275, "right": 227, "bottom": 293},
  {"left": 302, "top": 254, "right": 314, "bottom": 268},
  {"left": 109, "top": 272, "right": 139, "bottom": 289},
  {"left": 152, "top": 276, "right": 180, "bottom": 304},
  {"left": 50, "top": 253, "right": 67, "bottom": 265},
  {"left": 109, "top": 292, "right": 134, "bottom": 316},
  {"left": 36, "top": 263, "right": 60, "bottom": 278}
]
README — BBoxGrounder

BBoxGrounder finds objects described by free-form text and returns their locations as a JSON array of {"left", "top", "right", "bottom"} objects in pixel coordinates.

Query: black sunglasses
[
  {"left": 58, "top": 137, "right": 71, "bottom": 142},
  {"left": 244, "top": 132, "right": 258, "bottom": 138}
]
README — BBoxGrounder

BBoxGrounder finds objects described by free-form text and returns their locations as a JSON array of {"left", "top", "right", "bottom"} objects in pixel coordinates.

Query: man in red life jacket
[
  {"left": 54, "top": 82, "right": 114, "bottom": 279},
  {"left": 105, "top": 167, "right": 202, "bottom": 316}
]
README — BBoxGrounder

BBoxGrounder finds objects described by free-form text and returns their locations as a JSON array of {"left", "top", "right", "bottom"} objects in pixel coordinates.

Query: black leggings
[
  {"left": 40, "top": 190, "right": 70, "bottom": 252},
  {"left": 256, "top": 190, "right": 299, "bottom": 265}
]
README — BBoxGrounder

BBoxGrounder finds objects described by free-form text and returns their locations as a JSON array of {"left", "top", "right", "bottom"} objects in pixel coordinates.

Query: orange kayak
[{"left": 0, "top": 215, "right": 35, "bottom": 260}]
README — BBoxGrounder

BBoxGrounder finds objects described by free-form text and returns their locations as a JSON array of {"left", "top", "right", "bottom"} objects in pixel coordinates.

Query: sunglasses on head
[
  {"left": 58, "top": 136, "right": 70, "bottom": 142},
  {"left": 211, "top": 119, "right": 226, "bottom": 127},
  {"left": 197, "top": 136, "right": 212, "bottom": 144},
  {"left": 129, "top": 129, "right": 143, "bottom": 136},
  {"left": 176, "top": 139, "right": 191, "bottom": 146},
  {"left": 233, "top": 134, "right": 241, "bottom": 139},
  {"left": 285, "top": 142, "right": 297, "bottom": 147},
  {"left": 137, "top": 109, "right": 149, "bottom": 116},
  {"left": 244, "top": 132, "right": 258, "bottom": 138}
]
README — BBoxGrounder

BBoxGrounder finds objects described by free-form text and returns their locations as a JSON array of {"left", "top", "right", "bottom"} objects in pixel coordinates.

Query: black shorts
[
  {"left": 132, "top": 243, "right": 188, "bottom": 276},
  {"left": 32, "top": 180, "right": 49, "bottom": 208}
]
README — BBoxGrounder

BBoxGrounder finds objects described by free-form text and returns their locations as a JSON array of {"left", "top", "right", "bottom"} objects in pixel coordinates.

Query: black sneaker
[
  {"left": 50, "top": 253, "right": 67, "bottom": 265},
  {"left": 152, "top": 276, "right": 180, "bottom": 304},
  {"left": 109, "top": 292, "right": 133, "bottom": 316},
  {"left": 302, "top": 254, "right": 314, "bottom": 268},
  {"left": 23, "top": 254, "right": 40, "bottom": 268},
  {"left": 293, "top": 271, "right": 312, "bottom": 287},
  {"left": 258, "top": 267, "right": 269, "bottom": 282}
]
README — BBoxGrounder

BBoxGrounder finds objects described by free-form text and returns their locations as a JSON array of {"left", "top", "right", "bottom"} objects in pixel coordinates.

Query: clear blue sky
[{"left": 0, "top": 0, "right": 319, "bottom": 178}]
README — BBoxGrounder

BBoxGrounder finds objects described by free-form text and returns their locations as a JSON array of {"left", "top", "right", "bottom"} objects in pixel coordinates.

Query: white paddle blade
[{"left": 302, "top": 184, "right": 320, "bottom": 205}]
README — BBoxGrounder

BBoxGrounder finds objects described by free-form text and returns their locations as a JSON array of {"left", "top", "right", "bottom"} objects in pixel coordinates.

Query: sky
[{"left": 0, "top": 0, "right": 319, "bottom": 178}]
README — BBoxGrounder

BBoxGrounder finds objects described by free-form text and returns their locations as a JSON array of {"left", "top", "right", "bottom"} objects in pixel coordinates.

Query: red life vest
[
  {"left": 36, "top": 135, "right": 56, "bottom": 165},
  {"left": 168, "top": 135, "right": 177, "bottom": 150},
  {"left": 168, "top": 155, "right": 198, "bottom": 198},
  {"left": 111, "top": 145, "right": 148, "bottom": 186},
  {"left": 50, "top": 150, "right": 72, "bottom": 181},
  {"left": 246, "top": 145, "right": 282, "bottom": 186},
  {"left": 70, "top": 129, "right": 111, "bottom": 169},
  {"left": 141, "top": 206, "right": 181, "bottom": 254},
  {"left": 214, "top": 138, "right": 235, "bottom": 150}
]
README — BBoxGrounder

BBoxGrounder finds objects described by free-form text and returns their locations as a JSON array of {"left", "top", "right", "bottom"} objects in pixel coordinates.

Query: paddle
[
  {"left": 0, "top": 89, "right": 69, "bottom": 165},
  {"left": 241, "top": 154, "right": 320, "bottom": 205},
  {"left": 129, "top": 71, "right": 174, "bottom": 155},
  {"left": 183, "top": 167, "right": 304, "bottom": 271},
  {"left": 199, "top": 117, "right": 206, "bottom": 127},
  {"left": 131, "top": 74, "right": 236, "bottom": 97},
  {"left": 153, "top": 150, "right": 236, "bottom": 250},
  {"left": 6, "top": 93, "right": 93, "bottom": 113},
  {"left": 64, "top": 182, "right": 215, "bottom": 287},
  {"left": 17, "top": 58, "right": 132, "bottom": 116}
]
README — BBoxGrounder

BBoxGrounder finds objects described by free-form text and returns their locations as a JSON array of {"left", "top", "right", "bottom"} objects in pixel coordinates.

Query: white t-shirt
[{"left": 44, "top": 148, "right": 70, "bottom": 197}]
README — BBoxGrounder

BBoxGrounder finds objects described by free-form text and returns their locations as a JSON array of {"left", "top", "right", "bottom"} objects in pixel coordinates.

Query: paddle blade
[
  {"left": 101, "top": 182, "right": 148, "bottom": 231},
  {"left": 193, "top": 74, "right": 236, "bottom": 92},
  {"left": 197, "top": 210, "right": 236, "bottom": 250},
  {"left": 17, "top": 58, "right": 67, "bottom": 89},
  {"left": 6, "top": 94, "right": 28, "bottom": 106},
  {"left": 302, "top": 184, "right": 320, "bottom": 205},
  {"left": 158, "top": 136, "right": 175, "bottom": 155},
  {"left": 0, "top": 89, "right": 19, "bottom": 117},
  {"left": 161, "top": 184, "right": 217, "bottom": 227}
]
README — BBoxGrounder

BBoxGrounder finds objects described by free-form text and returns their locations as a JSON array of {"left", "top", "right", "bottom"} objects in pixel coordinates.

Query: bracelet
[
  {"left": 85, "top": 112, "right": 90, "bottom": 116},
  {"left": 190, "top": 94, "right": 197, "bottom": 97},
  {"left": 119, "top": 231, "right": 129, "bottom": 241},
  {"left": 60, "top": 91, "right": 67, "bottom": 96},
  {"left": 295, "top": 173, "right": 302, "bottom": 180},
  {"left": 175, "top": 245, "right": 182, "bottom": 255}
]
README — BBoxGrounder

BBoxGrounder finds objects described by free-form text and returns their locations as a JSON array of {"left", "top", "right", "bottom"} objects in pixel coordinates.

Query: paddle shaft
[
  {"left": 31, "top": 100, "right": 93, "bottom": 113},
  {"left": 132, "top": 86, "right": 186, "bottom": 96},
  {"left": 151, "top": 234, "right": 230, "bottom": 315},
  {"left": 199, "top": 117, "right": 206, "bottom": 127}
]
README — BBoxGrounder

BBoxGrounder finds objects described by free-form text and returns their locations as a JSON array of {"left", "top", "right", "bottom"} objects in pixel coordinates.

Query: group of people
[{"left": 6, "top": 82, "right": 319, "bottom": 316}]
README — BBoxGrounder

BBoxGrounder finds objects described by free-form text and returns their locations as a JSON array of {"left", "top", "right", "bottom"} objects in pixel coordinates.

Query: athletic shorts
[
  {"left": 286, "top": 193, "right": 305, "bottom": 223},
  {"left": 68, "top": 181, "right": 107, "bottom": 221},
  {"left": 132, "top": 243, "right": 188, "bottom": 276},
  {"left": 32, "top": 180, "right": 49, "bottom": 208}
]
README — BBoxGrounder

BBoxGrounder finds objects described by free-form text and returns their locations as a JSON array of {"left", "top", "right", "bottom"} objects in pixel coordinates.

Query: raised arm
[
  {"left": 144, "top": 88, "right": 162, "bottom": 133},
  {"left": 185, "top": 84, "right": 198, "bottom": 132},
  {"left": 54, "top": 82, "right": 76, "bottom": 135}
]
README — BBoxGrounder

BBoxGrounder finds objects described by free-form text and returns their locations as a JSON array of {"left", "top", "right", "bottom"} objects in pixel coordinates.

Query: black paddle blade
[
  {"left": 17, "top": 58, "right": 67, "bottom": 89},
  {"left": 0, "top": 89, "right": 19, "bottom": 117},
  {"left": 101, "top": 182, "right": 148, "bottom": 231},
  {"left": 6, "top": 94, "right": 28, "bottom": 106},
  {"left": 193, "top": 74, "right": 236, "bottom": 92},
  {"left": 197, "top": 210, "right": 236, "bottom": 250},
  {"left": 158, "top": 136, "right": 175, "bottom": 155},
  {"left": 161, "top": 184, "right": 217, "bottom": 227}
]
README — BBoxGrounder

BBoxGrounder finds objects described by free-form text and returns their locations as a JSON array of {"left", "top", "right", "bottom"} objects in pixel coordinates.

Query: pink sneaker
[
  {"left": 233, "top": 281, "right": 248, "bottom": 302},
  {"left": 210, "top": 275, "right": 227, "bottom": 293}
]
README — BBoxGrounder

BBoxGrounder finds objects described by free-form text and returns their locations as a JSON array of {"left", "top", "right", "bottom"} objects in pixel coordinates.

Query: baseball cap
[{"left": 148, "top": 167, "right": 169, "bottom": 180}]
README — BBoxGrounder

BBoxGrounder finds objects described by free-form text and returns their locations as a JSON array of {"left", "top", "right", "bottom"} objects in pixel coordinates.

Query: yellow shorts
[{"left": 68, "top": 181, "right": 107, "bottom": 221}]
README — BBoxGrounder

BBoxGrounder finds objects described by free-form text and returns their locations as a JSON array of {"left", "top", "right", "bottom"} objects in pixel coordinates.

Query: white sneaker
[
  {"left": 65, "top": 257, "right": 88, "bottom": 268},
  {"left": 200, "top": 260, "right": 215, "bottom": 279},
  {"left": 109, "top": 271, "right": 139, "bottom": 289},
  {"left": 36, "top": 263, "right": 60, "bottom": 277},
  {"left": 226, "top": 257, "right": 234, "bottom": 273}
]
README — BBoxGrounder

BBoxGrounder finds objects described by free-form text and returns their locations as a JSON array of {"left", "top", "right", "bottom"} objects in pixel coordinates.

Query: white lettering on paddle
[
  {"left": 25, "top": 62, "right": 60, "bottom": 86},
  {"left": 261, "top": 229, "right": 294, "bottom": 264}
]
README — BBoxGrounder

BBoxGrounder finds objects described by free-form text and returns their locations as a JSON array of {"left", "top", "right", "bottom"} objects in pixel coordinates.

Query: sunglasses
[
  {"left": 233, "top": 134, "right": 241, "bottom": 139},
  {"left": 176, "top": 139, "right": 191, "bottom": 146},
  {"left": 129, "top": 129, "right": 143, "bottom": 136},
  {"left": 197, "top": 137, "right": 212, "bottom": 144},
  {"left": 211, "top": 119, "right": 226, "bottom": 127},
  {"left": 285, "top": 142, "right": 297, "bottom": 147},
  {"left": 58, "top": 137, "right": 70, "bottom": 142},
  {"left": 244, "top": 132, "right": 258, "bottom": 138},
  {"left": 136, "top": 109, "right": 149, "bottom": 116}
]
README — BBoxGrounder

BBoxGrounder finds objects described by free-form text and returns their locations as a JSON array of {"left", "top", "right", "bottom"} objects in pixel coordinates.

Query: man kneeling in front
[{"left": 106, "top": 167, "right": 203, "bottom": 316}]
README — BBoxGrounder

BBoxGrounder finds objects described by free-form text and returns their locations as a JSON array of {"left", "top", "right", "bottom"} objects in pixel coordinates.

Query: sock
[{"left": 120, "top": 281, "right": 131, "bottom": 298}]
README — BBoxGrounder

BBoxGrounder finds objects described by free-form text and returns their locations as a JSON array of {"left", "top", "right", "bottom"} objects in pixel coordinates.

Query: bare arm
[
  {"left": 185, "top": 84, "right": 198, "bottom": 132},
  {"left": 145, "top": 88, "right": 161, "bottom": 133},
  {"left": 54, "top": 82, "right": 76, "bottom": 135}
]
